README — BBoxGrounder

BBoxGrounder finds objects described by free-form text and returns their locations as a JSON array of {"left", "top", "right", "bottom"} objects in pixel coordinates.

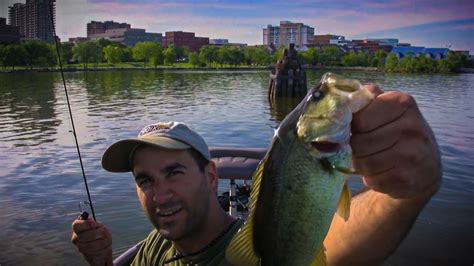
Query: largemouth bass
[{"left": 226, "top": 73, "right": 374, "bottom": 266}]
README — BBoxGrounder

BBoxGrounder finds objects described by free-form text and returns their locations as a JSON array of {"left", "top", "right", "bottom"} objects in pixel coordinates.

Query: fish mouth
[
  {"left": 156, "top": 206, "right": 183, "bottom": 217},
  {"left": 311, "top": 141, "right": 342, "bottom": 153}
]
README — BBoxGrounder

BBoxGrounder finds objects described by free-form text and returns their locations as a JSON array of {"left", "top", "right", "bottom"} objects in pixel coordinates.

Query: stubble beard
[{"left": 148, "top": 195, "right": 210, "bottom": 242}]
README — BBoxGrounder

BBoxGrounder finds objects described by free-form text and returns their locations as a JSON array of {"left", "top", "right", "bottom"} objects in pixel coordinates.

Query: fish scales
[
  {"left": 255, "top": 137, "right": 347, "bottom": 266},
  {"left": 226, "top": 73, "right": 374, "bottom": 266}
]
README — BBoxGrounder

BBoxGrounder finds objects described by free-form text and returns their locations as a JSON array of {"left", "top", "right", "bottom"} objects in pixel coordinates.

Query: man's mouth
[{"left": 157, "top": 207, "right": 182, "bottom": 217}]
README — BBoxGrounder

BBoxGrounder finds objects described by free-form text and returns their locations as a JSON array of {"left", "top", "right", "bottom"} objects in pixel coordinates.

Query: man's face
[{"left": 132, "top": 146, "right": 216, "bottom": 241}]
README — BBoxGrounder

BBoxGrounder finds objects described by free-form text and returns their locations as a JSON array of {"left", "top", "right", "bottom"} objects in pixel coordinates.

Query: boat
[{"left": 113, "top": 146, "right": 266, "bottom": 265}]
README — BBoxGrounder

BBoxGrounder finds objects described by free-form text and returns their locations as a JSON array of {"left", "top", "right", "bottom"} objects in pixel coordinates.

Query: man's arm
[{"left": 324, "top": 86, "right": 441, "bottom": 265}]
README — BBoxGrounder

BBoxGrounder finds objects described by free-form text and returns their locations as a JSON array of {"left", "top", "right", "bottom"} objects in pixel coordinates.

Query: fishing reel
[{"left": 77, "top": 201, "right": 91, "bottom": 220}]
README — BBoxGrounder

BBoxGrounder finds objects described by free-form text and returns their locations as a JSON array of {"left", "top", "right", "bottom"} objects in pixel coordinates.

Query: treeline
[
  {"left": 0, "top": 39, "right": 274, "bottom": 69},
  {"left": 384, "top": 52, "right": 472, "bottom": 73},
  {"left": 0, "top": 39, "right": 471, "bottom": 73}
]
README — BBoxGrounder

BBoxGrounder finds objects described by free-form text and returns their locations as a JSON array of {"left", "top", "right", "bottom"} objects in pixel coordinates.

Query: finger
[
  {"left": 351, "top": 120, "right": 399, "bottom": 158},
  {"left": 360, "top": 139, "right": 433, "bottom": 198},
  {"left": 72, "top": 218, "right": 104, "bottom": 234},
  {"left": 352, "top": 91, "right": 418, "bottom": 133},
  {"left": 364, "top": 83, "right": 384, "bottom": 97},
  {"left": 354, "top": 135, "right": 430, "bottom": 176},
  {"left": 353, "top": 146, "right": 397, "bottom": 177},
  {"left": 351, "top": 107, "right": 425, "bottom": 157},
  {"left": 76, "top": 237, "right": 112, "bottom": 254},
  {"left": 73, "top": 227, "right": 109, "bottom": 244},
  {"left": 72, "top": 218, "right": 93, "bottom": 234}
]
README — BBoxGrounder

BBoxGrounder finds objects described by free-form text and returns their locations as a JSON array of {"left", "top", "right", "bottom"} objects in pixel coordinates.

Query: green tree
[
  {"left": 436, "top": 59, "right": 451, "bottom": 73},
  {"left": 188, "top": 52, "right": 202, "bottom": 67},
  {"left": 59, "top": 42, "right": 74, "bottom": 65},
  {"left": 150, "top": 44, "right": 164, "bottom": 67},
  {"left": 385, "top": 53, "right": 399, "bottom": 72},
  {"left": 443, "top": 51, "right": 467, "bottom": 72},
  {"left": 228, "top": 46, "right": 244, "bottom": 66},
  {"left": 216, "top": 45, "right": 231, "bottom": 66},
  {"left": 342, "top": 52, "right": 355, "bottom": 66},
  {"left": 121, "top": 47, "right": 133, "bottom": 62},
  {"left": 341, "top": 51, "right": 368, "bottom": 67},
  {"left": 4, "top": 44, "right": 27, "bottom": 70},
  {"left": 174, "top": 46, "right": 189, "bottom": 61},
  {"left": 398, "top": 57, "right": 414, "bottom": 73},
  {"left": 46, "top": 44, "right": 57, "bottom": 67},
  {"left": 300, "top": 48, "right": 318, "bottom": 66},
  {"left": 271, "top": 46, "right": 287, "bottom": 62},
  {"left": 103, "top": 45, "right": 123, "bottom": 65},
  {"left": 215, "top": 45, "right": 244, "bottom": 67},
  {"left": 320, "top": 46, "right": 341, "bottom": 66},
  {"left": 411, "top": 56, "right": 436, "bottom": 73},
  {"left": 0, "top": 45, "right": 5, "bottom": 69},
  {"left": 243, "top": 46, "right": 270, "bottom": 66},
  {"left": 369, "top": 50, "right": 387, "bottom": 68},
  {"left": 74, "top": 41, "right": 102, "bottom": 69},
  {"left": 163, "top": 45, "right": 177, "bottom": 65},
  {"left": 149, "top": 45, "right": 164, "bottom": 68},
  {"left": 199, "top": 45, "right": 218, "bottom": 67},
  {"left": 23, "top": 40, "right": 56, "bottom": 69},
  {"left": 133, "top": 41, "right": 162, "bottom": 67},
  {"left": 422, "top": 57, "right": 437, "bottom": 73}
]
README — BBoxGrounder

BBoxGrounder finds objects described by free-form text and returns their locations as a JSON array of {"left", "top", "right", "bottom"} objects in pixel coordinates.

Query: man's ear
[{"left": 205, "top": 160, "right": 219, "bottom": 193}]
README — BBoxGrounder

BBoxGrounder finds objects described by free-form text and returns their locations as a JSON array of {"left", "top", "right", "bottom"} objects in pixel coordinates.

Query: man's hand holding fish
[{"left": 323, "top": 84, "right": 441, "bottom": 265}]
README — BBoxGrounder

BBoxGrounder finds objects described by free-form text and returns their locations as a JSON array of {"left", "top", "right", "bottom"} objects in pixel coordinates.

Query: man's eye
[
  {"left": 168, "top": 170, "right": 183, "bottom": 177},
  {"left": 137, "top": 178, "right": 152, "bottom": 187}
]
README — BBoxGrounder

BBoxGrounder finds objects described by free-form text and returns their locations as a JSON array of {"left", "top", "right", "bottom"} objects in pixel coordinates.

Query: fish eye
[{"left": 311, "top": 90, "right": 324, "bottom": 101}]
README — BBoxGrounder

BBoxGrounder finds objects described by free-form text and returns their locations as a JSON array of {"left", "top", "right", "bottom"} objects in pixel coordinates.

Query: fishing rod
[{"left": 48, "top": 2, "right": 96, "bottom": 221}]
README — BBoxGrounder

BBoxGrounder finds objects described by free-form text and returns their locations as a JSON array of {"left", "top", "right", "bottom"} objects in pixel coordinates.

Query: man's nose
[{"left": 152, "top": 181, "right": 173, "bottom": 204}]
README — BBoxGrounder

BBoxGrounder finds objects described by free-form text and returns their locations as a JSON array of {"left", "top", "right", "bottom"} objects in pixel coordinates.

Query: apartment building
[
  {"left": 263, "top": 21, "right": 314, "bottom": 48},
  {"left": 8, "top": 0, "right": 56, "bottom": 43}
]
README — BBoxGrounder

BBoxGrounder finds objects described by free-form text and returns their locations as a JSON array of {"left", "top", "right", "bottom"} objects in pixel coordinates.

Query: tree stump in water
[{"left": 268, "top": 43, "right": 307, "bottom": 102}]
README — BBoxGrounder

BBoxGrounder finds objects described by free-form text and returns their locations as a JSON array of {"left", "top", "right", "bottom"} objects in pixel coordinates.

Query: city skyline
[{"left": 1, "top": 0, "right": 473, "bottom": 53}]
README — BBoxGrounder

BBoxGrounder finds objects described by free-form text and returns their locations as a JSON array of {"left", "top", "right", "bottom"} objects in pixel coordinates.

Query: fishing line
[{"left": 48, "top": 2, "right": 96, "bottom": 221}]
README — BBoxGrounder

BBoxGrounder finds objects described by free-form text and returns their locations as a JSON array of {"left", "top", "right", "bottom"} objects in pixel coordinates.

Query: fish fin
[
  {"left": 333, "top": 165, "right": 357, "bottom": 175},
  {"left": 336, "top": 182, "right": 351, "bottom": 221},
  {"left": 225, "top": 156, "right": 267, "bottom": 266},
  {"left": 310, "top": 246, "right": 327, "bottom": 266}
]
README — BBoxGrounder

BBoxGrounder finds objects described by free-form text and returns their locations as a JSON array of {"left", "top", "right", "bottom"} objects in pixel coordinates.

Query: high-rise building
[
  {"left": 87, "top": 21, "right": 131, "bottom": 38},
  {"left": 8, "top": 0, "right": 56, "bottom": 43},
  {"left": 263, "top": 21, "right": 314, "bottom": 48},
  {"left": 164, "top": 31, "right": 209, "bottom": 52},
  {"left": 0, "top": 17, "right": 21, "bottom": 44}
]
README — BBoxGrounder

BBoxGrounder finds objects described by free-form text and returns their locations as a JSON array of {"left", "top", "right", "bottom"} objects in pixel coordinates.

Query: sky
[{"left": 1, "top": 0, "right": 473, "bottom": 53}]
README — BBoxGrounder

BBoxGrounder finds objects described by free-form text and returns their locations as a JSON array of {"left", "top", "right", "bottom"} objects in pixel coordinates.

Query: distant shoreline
[{"left": 1, "top": 65, "right": 472, "bottom": 74}]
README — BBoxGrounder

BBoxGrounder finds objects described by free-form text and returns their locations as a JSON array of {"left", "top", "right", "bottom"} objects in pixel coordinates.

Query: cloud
[{"left": 46, "top": 0, "right": 474, "bottom": 52}]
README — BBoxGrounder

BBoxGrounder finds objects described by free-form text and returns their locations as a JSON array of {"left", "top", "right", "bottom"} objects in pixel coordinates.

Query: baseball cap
[{"left": 101, "top": 121, "right": 211, "bottom": 172}]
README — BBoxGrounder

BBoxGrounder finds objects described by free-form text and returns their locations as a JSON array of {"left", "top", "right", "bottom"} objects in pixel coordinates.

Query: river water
[{"left": 0, "top": 70, "right": 472, "bottom": 265}]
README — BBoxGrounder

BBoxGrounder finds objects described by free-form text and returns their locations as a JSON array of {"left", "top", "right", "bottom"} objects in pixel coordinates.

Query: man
[{"left": 72, "top": 85, "right": 441, "bottom": 265}]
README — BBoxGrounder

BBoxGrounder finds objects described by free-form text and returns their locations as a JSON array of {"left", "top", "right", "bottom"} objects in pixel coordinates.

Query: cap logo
[{"left": 138, "top": 123, "right": 171, "bottom": 137}]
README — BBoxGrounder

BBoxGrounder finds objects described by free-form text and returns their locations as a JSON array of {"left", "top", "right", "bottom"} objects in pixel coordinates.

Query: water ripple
[{"left": 0, "top": 70, "right": 473, "bottom": 265}]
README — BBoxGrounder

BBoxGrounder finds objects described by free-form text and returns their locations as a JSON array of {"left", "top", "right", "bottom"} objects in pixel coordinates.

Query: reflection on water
[
  {"left": 268, "top": 96, "right": 303, "bottom": 122},
  {"left": 0, "top": 70, "right": 472, "bottom": 265}
]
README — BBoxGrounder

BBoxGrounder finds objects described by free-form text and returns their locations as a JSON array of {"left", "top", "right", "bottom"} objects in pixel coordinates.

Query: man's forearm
[{"left": 323, "top": 188, "right": 435, "bottom": 265}]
